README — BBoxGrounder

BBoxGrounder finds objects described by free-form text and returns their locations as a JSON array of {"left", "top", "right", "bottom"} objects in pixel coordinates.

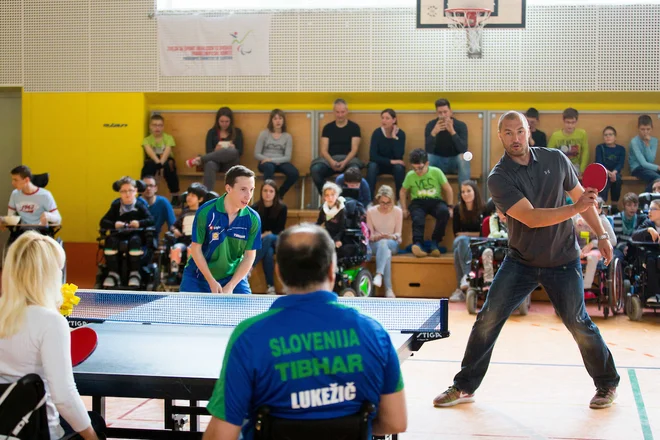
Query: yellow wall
[
  {"left": 22, "top": 92, "right": 145, "bottom": 242},
  {"left": 22, "top": 91, "right": 660, "bottom": 242}
]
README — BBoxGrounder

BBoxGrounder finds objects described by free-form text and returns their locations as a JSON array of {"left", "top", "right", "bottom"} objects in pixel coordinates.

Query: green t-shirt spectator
[
  {"left": 547, "top": 129, "right": 589, "bottom": 173},
  {"left": 143, "top": 133, "right": 176, "bottom": 157},
  {"left": 402, "top": 166, "right": 448, "bottom": 200}
]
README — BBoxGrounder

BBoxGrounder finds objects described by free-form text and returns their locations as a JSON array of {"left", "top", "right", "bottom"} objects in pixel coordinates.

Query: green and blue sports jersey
[
  {"left": 206, "top": 291, "right": 403, "bottom": 440},
  {"left": 183, "top": 194, "right": 261, "bottom": 280}
]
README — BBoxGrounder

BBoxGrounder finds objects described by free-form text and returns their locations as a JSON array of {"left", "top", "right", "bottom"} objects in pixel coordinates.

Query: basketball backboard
[{"left": 417, "top": 0, "right": 526, "bottom": 28}]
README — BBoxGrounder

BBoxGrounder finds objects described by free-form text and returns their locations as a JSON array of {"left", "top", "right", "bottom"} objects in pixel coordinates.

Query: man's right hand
[
  {"left": 431, "top": 121, "right": 444, "bottom": 137},
  {"left": 208, "top": 279, "right": 223, "bottom": 294},
  {"left": 402, "top": 209, "right": 409, "bottom": 219},
  {"left": 574, "top": 189, "right": 599, "bottom": 213},
  {"left": 115, "top": 221, "right": 125, "bottom": 229}
]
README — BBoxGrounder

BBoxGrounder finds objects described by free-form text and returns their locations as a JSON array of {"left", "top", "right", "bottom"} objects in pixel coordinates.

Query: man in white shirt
[{"left": 3, "top": 165, "right": 62, "bottom": 226}]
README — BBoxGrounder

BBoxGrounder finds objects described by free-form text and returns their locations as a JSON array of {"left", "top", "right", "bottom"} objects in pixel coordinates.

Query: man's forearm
[
  {"left": 519, "top": 204, "right": 578, "bottom": 229},
  {"left": 581, "top": 205, "right": 606, "bottom": 236},
  {"left": 229, "top": 253, "right": 255, "bottom": 287},
  {"left": 190, "top": 245, "right": 215, "bottom": 283}
]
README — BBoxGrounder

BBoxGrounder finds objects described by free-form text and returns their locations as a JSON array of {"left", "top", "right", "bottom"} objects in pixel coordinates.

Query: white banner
[{"left": 158, "top": 15, "right": 271, "bottom": 76}]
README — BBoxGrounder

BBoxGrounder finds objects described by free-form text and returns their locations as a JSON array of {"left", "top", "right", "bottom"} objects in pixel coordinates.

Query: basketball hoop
[{"left": 445, "top": 8, "right": 492, "bottom": 58}]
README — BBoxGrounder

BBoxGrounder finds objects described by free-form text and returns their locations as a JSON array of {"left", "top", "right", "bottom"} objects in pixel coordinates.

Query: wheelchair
[
  {"left": 465, "top": 237, "right": 531, "bottom": 316},
  {"left": 1, "top": 173, "right": 66, "bottom": 282},
  {"left": 155, "top": 189, "right": 219, "bottom": 291},
  {"left": 334, "top": 227, "right": 374, "bottom": 298},
  {"left": 623, "top": 240, "right": 660, "bottom": 321},
  {"left": 580, "top": 254, "right": 625, "bottom": 319}
]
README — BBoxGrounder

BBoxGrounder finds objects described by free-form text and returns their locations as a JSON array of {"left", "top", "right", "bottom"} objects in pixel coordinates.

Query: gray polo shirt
[{"left": 488, "top": 147, "right": 580, "bottom": 267}]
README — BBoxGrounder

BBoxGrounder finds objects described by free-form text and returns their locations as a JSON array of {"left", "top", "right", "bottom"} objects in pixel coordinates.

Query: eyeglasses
[
  {"left": 379, "top": 200, "right": 393, "bottom": 206},
  {"left": 412, "top": 165, "right": 426, "bottom": 172},
  {"left": 145, "top": 184, "right": 156, "bottom": 188},
  {"left": 603, "top": 133, "right": 616, "bottom": 136},
  {"left": 119, "top": 189, "right": 136, "bottom": 194},
  {"left": 650, "top": 207, "right": 660, "bottom": 211}
]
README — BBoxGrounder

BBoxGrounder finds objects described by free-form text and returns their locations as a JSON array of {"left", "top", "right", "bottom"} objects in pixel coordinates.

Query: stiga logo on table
[{"left": 103, "top": 123, "right": 128, "bottom": 128}]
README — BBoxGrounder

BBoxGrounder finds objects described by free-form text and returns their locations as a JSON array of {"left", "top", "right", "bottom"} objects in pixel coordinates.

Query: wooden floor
[{"left": 82, "top": 301, "right": 660, "bottom": 440}]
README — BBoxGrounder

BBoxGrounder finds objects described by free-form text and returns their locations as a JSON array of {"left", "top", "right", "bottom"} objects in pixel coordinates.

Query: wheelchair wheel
[
  {"left": 466, "top": 289, "right": 478, "bottom": 315},
  {"left": 517, "top": 294, "right": 530, "bottom": 316},
  {"left": 626, "top": 295, "right": 643, "bottom": 322},
  {"left": 339, "top": 288, "right": 357, "bottom": 297},
  {"left": 622, "top": 280, "right": 631, "bottom": 313},
  {"left": 351, "top": 268, "right": 373, "bottom": 297},
  {"left": 607, "top": 257, "right": 624, "bottom": 315}
]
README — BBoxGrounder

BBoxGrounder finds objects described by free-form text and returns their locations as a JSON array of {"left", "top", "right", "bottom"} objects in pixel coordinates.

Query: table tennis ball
[{"left": 463, "top": 151, "right": 473, "bottom": 162}]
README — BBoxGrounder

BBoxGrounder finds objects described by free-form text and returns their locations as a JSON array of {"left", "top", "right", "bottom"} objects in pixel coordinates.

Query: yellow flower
[{"left": 60, "top": 283, "right": 80, "bottom": 317}]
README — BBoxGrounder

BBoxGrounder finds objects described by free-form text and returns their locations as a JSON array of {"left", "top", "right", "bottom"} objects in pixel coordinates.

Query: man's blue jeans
[
  {"left": 428, "top": 153, "right": 471, "bottom": 184},
  {"left": 453, "top": 257, "right": 620, "bottom": 394}
]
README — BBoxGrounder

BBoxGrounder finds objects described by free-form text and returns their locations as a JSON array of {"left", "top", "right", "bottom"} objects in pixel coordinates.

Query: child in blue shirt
[
  {"left": 595, "top": 126, "right": 626, "bottom": 205},
  {"left": 629, "top": 115, "right": 660, "bottom": 193}
]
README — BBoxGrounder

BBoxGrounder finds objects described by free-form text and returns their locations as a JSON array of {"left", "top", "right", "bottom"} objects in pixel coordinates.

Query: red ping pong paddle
[
  {"left": 70, "top": 327, "right": 98, "bottom": 367},
  {"left": 582, "top": 163, "right": 608, "bottom": 193}
]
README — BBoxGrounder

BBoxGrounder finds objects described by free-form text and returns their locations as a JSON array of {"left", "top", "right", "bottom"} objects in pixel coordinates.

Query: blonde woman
[
  {"left": 0, "top": 232, "right": 99, "bottom": 440},
  {"left": 367, "top": 185, "right": 402, "bottom": 298}
]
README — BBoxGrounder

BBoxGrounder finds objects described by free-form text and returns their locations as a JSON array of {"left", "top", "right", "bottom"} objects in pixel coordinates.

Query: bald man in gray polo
[{"left": 433, "top": 111, "right": 620, "bottom": 410}]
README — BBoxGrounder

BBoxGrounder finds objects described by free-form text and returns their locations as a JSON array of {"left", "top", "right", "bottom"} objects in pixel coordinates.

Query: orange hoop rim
[{"left": 445, "top": 8, "right": 492, "bottom": 27}]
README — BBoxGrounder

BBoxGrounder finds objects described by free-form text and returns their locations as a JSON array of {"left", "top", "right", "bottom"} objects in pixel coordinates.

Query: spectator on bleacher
[
  {"left": 612, "top": 192, "right": 646, "bottom": 260},
  {"left": 653, "top": 178, "right": 660, "bottom": 194},
  {"left": 316, "top": 182, "right": 346, "bottom": 250},
  {"left": 100, "top": 176, "right": 154, "bottom": 288},
  {"left": 629, "top": 114, "right": 660, "bottom": 193},
  {"left": 424, "top": 98, "right": 470, "bottom": 184},
  {"left": 181, "top": 166, "right": 261, "bottom": 294},
  {"left": 367, "top": 185, "right": 402, "bottom": 299},
  {"left": 140, "top": 114, "right": 180, "bottom": 204},
  {"left": 3, "top": 165, "right": 61, "bottom": 228},
  {"left": 449, "top": 180, "right": 485, "bottom": 303},
  {"left": 310, "top": 98, "right": 363, "bottom": 194},
  {"left": 0, "top": 232, "right": 101, "bottom": 440},
  {"left": 167, "top": 183, "right": 208, "bottom": 285},
  {"left": 251, "top": 180, "right": 288, "bottom": 296},
  {"left": 525, "top": 107, "right": 547, "bottom": 147},
  {"left": 185, "top": 107, "right": 244, "bottom": 192},
  {"left": 336, "top": 167, "right": 371, "bottom": 207},
  {"left": 548, "top": 107, "right": 589, "bottom": 176},
  {"left": 367, "top": 109, "right": 406, "bottom": 199},
  {"left": 595, "top": 126, "right": 626, "bottom": 206},
  {"left": 203, "top": 224, "right": 407, "bottom": 440},
  {"left": 400, "top": 148, "right": 454, "bottom": 258},
  {"left": 254, "top": 109, "right": 299, "bottom": 198},
  {"left": 140, "top": 175, "right": 175, "bottom": 237}
]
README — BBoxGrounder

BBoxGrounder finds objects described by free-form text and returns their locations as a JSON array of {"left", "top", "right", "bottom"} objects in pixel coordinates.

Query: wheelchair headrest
[
  {"left": 485, "top": 198, "right": 496, "bottom": 215},
  {"left": 638, "top": 192, "right": 660, "bottom": 209},
  {"left": 112, "top": 178, "right": 146, "bottom": 193},
  {"left": 31, "top": 173, "right": 49, "bottom": 188}
]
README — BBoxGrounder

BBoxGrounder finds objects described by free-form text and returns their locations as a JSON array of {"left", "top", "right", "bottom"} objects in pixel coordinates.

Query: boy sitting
[
  {"left": 141, "top": 114, "right": 180, "bottom": 204},
  {"left": 612, "top": 192, "right": 647, "bottom": 260},
  {"left": 4, "top": 165, "right": 61, "bottom": 228},
  {"left": 631, "top": 199, "right": 660, "bottom": 303},
  {"left": 100, "top": 176, "right": 154, "bottom": 288},
  {"left": 167, "top": 183, "right": 208, "bottom": 285},
  {"left": 336, "top": 166, "right": 371, "bottom": 207},
  {"left": 548, "top": 107, "right": 589, "bottom": 177},
  {"left": 400, "top": 148, "right": 454, "bottom": 257}
]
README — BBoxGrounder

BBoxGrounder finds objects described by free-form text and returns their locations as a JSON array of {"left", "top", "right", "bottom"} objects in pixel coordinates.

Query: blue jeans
[
  {"left": 453, "top": 235, "right": 472, "bottom": 286},
  {"left": 631, "top": 167, "right": 660, "bottom": 192},
  {"left": 180, "top": 273, "right": 251, "bottom": 294},
  {"left": 258, "top": 161, "right": 300, "bottom": 197},
  {"left": 453, "top": 257, "right": 619, "bottom": 394},
  {"left": 373, "top": 239, "right": 399, "bottom": 290},
  {"left": 429, "top": 154, "right": 471, "bottom": 184},
  {"left": 253, "top": 233, "right": 277, "bottom": 286},
  {"left": 366, "top": 162, "right": 406, "bottom": 199}
]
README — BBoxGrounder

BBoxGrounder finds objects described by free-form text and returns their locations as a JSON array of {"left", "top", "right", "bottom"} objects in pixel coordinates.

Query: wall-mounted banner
[{"left": 158, "top": 15, "right": 271, "bottom": 76}]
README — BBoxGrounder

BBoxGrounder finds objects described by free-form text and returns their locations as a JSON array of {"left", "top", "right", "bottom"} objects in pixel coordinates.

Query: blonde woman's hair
[
  {"left": 322, "top": 182, "right": 342, "bottom": 198},
  {"left": 0, "top": 231, "right": 65, "bottom": 337},
  {"left": 375, "top": 185, "right": 396, "bottom": 204}
]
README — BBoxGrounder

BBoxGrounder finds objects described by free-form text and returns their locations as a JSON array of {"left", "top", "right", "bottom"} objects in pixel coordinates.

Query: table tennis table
[{"left": 69, "top": 290, "right": 449, "bottom": 439}]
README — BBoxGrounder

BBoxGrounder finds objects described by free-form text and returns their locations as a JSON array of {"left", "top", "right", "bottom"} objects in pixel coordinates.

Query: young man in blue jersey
[
  {"left": 180, "top": 165, "right": 261, "bottom": 294},
  {"left": 203, "top": 224, "right": 407, "bottom": 440},
  {"left": 140, "top": 175, "right": 175, "bottom": 237}
]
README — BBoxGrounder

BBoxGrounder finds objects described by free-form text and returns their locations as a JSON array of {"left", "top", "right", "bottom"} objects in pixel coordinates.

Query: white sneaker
[
  {"left": 460, "top": 275, "right": 469, "bottom": 291},
  {"left": 385, "top": 289, "right": 396, "bottom": 298},
  {"left": 128, "top": 271, "right": 141, "bottom": 288},
  {"left": 647, "top": 295, "right": 659, "bottom": 304},
  {"left": 266, "top": 285, "right": 276, "bottom": 295},
  {"left": 102, "top": 272, "right": 118, "bottom": 288},
  {"left": 449, "top": 289, "right": 466, "bottom": 302},
  {"left": 373, "top": 273, "right": 383, "bottom": 287}
]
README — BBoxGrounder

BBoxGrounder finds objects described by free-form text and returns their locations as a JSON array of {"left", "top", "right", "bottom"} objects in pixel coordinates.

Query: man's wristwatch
[{"left": 598, "top": 232, "right": 610, "bottom": 241}]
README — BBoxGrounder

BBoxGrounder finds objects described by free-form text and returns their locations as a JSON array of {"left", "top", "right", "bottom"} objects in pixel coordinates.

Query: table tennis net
[{"left": 69, "top": 290, "right": 444, "bottom": 332}]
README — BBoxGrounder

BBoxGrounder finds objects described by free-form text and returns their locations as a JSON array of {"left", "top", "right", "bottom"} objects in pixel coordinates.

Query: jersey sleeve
[
  {"left": 246, "top": 212, "right": 262, "bottom": 251},
  {"left": 44, "top": 191, "right": 58, "bottom": 212},
  {"left": 8, "top": 191, "right": 16, "bottom": 212},
  {"left": 488, "top": 173, "right": 524, "bottom": 215},
  {"left": 433, "top": 167, "right": 448, "bottom": 186},
  {"left": 381, "top": 332, "right": 404, "bottom": 395},
  {"left": 166, "top": 133, "right": 176, "bottom": 147},
  {"left": 192, "top": 208, "right": 208, "bottom": 244},
  {"left": 402, "top": 171, "right": 413, "bottom": 190},
  {"left": 560, "top": 151, "right": 579, "bottom": 192},
  {"left": 141, "top": 135, "right": 152, "bottom": 147},
  {"left": 206, "top": 328, "right": 253, "bottom": 426}
]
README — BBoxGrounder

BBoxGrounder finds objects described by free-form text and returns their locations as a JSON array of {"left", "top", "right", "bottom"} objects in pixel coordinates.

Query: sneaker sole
[
  {"left": 429, "top": 249, "right": 441, "bottom": 257},
  {"left": 412, "top": 246, "right": 428, "bottom": 258},
  {"left": 433, "top": 396, "right": 475, "bottom": 407},
  {"left": 590, "top": 392, "right": 617, "bottom": 409}
]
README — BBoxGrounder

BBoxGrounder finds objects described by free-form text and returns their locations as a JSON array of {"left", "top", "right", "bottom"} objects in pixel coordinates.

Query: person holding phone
[
  {"left": 185, "top": 107, "right": 245, "bottom": 192},
  {"left": 424, "top": 99, "right": 470, "bottom": 184}
]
